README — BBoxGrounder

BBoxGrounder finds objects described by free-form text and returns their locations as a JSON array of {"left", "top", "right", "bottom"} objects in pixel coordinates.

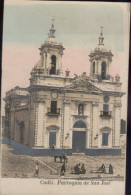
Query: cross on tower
[{"left": 100, "top": 26, "right": 103, "bottom": 35}]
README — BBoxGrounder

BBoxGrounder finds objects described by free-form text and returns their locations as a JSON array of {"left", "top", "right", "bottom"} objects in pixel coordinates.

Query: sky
[{"left": 1, "top": 1, "right": 130, "bottom": 119}]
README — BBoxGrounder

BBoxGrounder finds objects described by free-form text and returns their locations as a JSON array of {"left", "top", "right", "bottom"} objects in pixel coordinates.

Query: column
[
  {"left": 86, "top": 129, "right": 89, "bottom": 149},
  {"left": 47, "top": 53, "right": 51, "bottom": 69},
  {"left": 96, "top": 59, "right": 98, "bottom": 74},
  {"left": 98, "top": 60, "right": 102, "bottom": 75},
  {"left": 60, "top": 104, "right": 64, "bottom": 147},
  {"left": 10, "top": 109, "right": 15, "bottom": 140},
  {"left": 57, "top": 54, "right": 59, "bottom": 72},
  {"left": 43, "top": 53, "right": 45, "bottom": 68},
  {"left": 90, "top": 61, "right": 92, "bottom": 76}
]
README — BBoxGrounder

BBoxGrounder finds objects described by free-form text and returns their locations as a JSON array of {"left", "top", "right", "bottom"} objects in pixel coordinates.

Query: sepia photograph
[{"left": 1, "top": 1, "right": 130, "bottom": 194}]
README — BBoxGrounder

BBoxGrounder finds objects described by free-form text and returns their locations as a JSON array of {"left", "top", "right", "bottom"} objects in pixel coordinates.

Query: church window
[
  {"left": 101, "top": 61, "right": 106, "bottom": 79},
  {"left": 103, "top": 104, "right": 109, "bottom": 116},
  {"left": 102, "top": 133, "right": 109, "bottom": 146},
  {"left": 121, "top": 119, "right": 126, "bottom": 134},
  {"left": 51, "top": 101, "right": 57, "bottom": 113},
  {"left": 103, "top": 104, "right": 109, "bottom": 112},
  {"left": 93, "top": 62, "right": 95, "bottom": 74},
  {"left": 50, "top": 55, "right": 56, "bottom": 75},
  {"left": 78, "top": 104, "right": 84, "bottom": 115}
]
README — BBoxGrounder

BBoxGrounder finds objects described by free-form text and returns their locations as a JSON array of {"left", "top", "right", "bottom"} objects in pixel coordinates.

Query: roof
[
  {"left": 44, "top": 37, "right": 62, "bottom": 46},
  {"left": 94, "top": 44, "right": 108, "bottom": 52}
]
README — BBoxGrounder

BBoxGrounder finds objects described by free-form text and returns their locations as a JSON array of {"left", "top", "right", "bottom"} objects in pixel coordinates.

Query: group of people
[
  {"left": 91, "top": 163, "right": 114, "bottom": 174},
  {"left": 74, "top": 163, "right": 86, "bottom": 174},
  {"left": 98, "top": 164, "right": 113, "bottom": 174},
  {"left": 33, "top": 159, "right": 113, "bottom": 178}
]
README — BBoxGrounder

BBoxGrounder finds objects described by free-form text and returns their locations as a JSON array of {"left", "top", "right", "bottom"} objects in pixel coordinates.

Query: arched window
[
  {"left": 50, "top": 55, "right": 56, "bottom": 75},
  {"left": 78, "top": 104, "right": 84, "bottom": 115},
  {"left": 101, "top": 61, "right": 106, "bottom": 79},
  {"left": 93, "top": 62, "right": 95, "bottom": 74}
]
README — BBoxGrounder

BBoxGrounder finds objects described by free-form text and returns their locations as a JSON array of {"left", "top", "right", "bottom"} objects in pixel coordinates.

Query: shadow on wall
[{"left": 2, "top": 137, "right": 72, "bottom": 156}]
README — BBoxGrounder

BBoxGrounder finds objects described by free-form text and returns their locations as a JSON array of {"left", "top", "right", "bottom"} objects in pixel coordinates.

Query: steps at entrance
[{"left": 72, "top": 153, "right": 85, "bottom": 155}]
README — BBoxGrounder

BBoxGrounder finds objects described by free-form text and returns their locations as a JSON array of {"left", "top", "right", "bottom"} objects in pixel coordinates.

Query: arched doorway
[
  {"left": 72, "top": 120, "right": 87, "bottom": 152},
  {"left": 50, "top": 55, "right": 56, "bottom": 75},
  {"left": 101, "top": 61, "right": 106, "bottom": 79}
]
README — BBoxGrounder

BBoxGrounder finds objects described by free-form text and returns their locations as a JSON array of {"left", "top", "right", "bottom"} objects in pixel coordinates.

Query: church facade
[{"left": 4, "top": 22, "right": 125, "bottom": 155}]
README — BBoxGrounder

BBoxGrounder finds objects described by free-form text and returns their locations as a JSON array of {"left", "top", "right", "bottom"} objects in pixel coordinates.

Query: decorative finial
[
  {"left": 100, "top": 26, "right": 103, "bottom": 36},
  {"left": 65, "top": 69, "right": 70, "bottom": 77},
  {"left": 115, "top": 74, "right": 120, "bottom": 82}
]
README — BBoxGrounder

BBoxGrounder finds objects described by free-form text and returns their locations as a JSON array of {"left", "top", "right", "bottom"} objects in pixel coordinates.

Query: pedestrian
[
  {"left": 74, "top": 164, "right": 79, "bottom": 174},
  {"left": 81, "top": 164, "right": 86, "bottom": 174},
  {"left": 33, "top": 163, "right": 39, "bottom": 177},
  {"left": 62, "top": 152, "right": 68, "bottom": 163},
  {"left": 51, "top": 142, "right": 55, "bottom": 150},
  {"left": 61, "top": 163, "right": 66, "bottom": 176},
  {"left": 99, "top": 164, "right": 106, "bottom": 173},
  {"left": 109, "top": 164, "right": 113, "bottom": 174},
  {"left": 78, "top": 163, "right": 81, "bottom": 174}
]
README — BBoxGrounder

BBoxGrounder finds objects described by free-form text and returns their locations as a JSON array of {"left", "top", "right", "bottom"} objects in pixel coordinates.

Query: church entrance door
[
  {"left": 49, "top": 132, "right": 56, "bottom": 147},
  {"left": 72, "top": 131, "right": 86, "bottom": 152}
]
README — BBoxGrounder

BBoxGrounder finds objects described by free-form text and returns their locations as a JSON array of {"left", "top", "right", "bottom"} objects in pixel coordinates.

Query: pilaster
[
  {"left": 63, "top": 101, "right": 71, "bottom": 148},
  {"left": 113, "top": 103, "right": 121, "bottom": 147},
  {"left": 34, "top": 99, "right": 46, "bottom": 147},
  {"left": 92, "top": 102, "right": 99, "bottom": 148}
]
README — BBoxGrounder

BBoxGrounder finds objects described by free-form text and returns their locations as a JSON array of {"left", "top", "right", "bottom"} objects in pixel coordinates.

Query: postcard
[{"left": 1, "top": 1, "right": 130, "bottom": 195}]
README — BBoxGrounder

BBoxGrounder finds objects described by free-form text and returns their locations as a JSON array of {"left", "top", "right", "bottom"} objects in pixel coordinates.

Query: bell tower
[
  {"left": 38, "top": 19, "right": 65, "bottom": 76},
  {"left": 89, "top": 27, "right": 113, "bottom": 81}
]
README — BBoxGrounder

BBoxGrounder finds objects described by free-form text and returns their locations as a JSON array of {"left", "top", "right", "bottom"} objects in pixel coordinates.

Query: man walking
[
  {"left": 33, "top": 163, "right": 39, "bottom": 178},
  {"left": 61, "top": 163, "right": 66, "bottom": 176}
]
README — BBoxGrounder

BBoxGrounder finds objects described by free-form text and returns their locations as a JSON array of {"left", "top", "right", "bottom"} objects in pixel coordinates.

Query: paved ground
[{"left": 1, "top": 143, "right": 126, "bottom": 180}]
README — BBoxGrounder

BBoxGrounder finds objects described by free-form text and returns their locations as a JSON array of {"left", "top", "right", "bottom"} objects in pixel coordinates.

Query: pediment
[
  {"left": 65, "top": 73, "right": 103, "bottom": 93},
  {"left": 47, "top": 125, "right": 60, "bottom": 131},
  {"left": 65, "top": 82, "right": 101, "bottom": 92}
]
